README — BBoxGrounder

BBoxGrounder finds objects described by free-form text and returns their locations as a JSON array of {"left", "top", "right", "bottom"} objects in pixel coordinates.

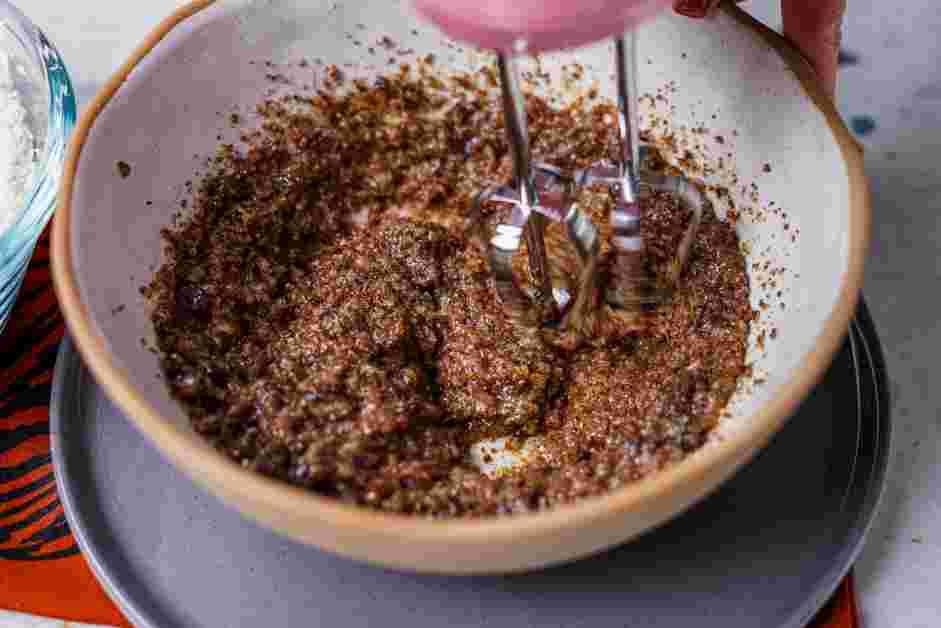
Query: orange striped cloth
[
  {"left": 0, "top": 230, "right": 130, "bottom": 627},
  {"left": 0, "top": 230, "right": 857, "bottom": 627}
]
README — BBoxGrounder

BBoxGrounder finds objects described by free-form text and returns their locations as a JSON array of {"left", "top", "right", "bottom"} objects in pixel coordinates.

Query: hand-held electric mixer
[{"left": 413, "top": 0, "right": 706, "bottom": 336}]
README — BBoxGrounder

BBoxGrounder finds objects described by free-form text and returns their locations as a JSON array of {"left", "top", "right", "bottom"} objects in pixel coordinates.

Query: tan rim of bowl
[{"left": 51, "top": 1, "right": 870, "bottom": 559}]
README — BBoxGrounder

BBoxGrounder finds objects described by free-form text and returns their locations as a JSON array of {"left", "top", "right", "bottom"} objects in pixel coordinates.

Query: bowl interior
[{"left": 68, "top": 1, "right": 850, "bottom": 504}]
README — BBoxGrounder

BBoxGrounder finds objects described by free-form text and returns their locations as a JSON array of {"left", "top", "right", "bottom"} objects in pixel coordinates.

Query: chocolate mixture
[{"left": 146, "top": 65, "right": 751, "bottom": 518}]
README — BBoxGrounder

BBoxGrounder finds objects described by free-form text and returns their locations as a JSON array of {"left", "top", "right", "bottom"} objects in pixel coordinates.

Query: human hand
[{"left": 676, "top": 1, "right": 847, "bottom": 96}]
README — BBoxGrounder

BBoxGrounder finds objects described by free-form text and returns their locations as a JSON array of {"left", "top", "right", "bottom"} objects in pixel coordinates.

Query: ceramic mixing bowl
[{"left": 52, "top": 0, "right": 868, "bottom": 574}]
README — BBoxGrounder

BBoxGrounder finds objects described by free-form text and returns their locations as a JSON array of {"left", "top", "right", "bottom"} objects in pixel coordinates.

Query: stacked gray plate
[{"left": 51, "top": 301, "right": 890, "bottom": 628}]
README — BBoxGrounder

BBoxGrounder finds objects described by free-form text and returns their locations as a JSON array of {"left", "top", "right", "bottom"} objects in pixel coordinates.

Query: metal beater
[{"left": 471, "top": 31, "right": 705, "bottom": 335}]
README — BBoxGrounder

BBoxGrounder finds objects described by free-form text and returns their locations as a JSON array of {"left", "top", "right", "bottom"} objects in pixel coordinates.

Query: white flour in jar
[{"left": 0, "top": 48, "right": 36, "bottom": 236}]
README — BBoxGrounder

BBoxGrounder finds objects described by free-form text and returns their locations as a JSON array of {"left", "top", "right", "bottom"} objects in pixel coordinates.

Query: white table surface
[{"left": 24, "top": 1, "right": 941, "bottom": 626}]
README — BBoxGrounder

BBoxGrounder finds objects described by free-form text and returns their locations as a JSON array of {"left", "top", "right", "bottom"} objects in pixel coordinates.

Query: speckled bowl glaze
[{"left": 52, "top": 0, "right": 869, "bottom": 574}]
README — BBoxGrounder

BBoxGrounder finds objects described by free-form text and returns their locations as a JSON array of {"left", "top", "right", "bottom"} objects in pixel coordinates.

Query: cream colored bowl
[{"left": 52, "top": 0, "right": 868, "bottom": 574}]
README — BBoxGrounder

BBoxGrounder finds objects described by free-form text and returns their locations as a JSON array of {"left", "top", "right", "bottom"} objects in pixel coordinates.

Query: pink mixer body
[{"left": 412, "top": 0, "right": 673, "bottom": 53}]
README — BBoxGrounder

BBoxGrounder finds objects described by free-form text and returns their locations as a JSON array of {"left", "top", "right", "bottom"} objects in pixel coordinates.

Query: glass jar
[{"left": 0, "top": 0, "right": 75, "bottom": 332}]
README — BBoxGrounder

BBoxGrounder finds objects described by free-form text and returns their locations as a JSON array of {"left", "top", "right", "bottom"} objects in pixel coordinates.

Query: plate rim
[{"left": 50, "top": 301, "right": 892, "bottom": 628}]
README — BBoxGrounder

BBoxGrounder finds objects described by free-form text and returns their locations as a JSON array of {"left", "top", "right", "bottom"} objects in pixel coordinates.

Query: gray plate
[{"left": 51, "top": 301, "right": 890, "bottom": 628}]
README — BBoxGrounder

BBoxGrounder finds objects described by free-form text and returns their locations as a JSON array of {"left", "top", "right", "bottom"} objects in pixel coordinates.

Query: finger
[
  {"left": 673, "top": 0, "right": 723, "bottom": 19},
  {"left": 781, "top": 0, "right": 846, "bottom": 96}
]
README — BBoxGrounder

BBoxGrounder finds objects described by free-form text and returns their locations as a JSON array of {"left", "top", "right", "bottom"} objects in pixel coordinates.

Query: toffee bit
[{"left": 325, "top": 64, "right": 344, "bottom": 84}]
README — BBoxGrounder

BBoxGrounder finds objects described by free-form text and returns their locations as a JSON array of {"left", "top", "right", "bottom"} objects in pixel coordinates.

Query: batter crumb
[{"left": 147, "top": 67, "right": 752, "bottom": 518}]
